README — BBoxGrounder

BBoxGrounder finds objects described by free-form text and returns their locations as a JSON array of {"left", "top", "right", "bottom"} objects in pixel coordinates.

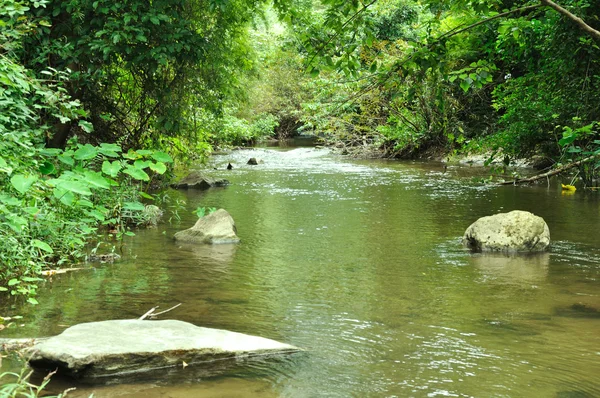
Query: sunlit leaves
[
  {"left": 151, "top": 151, "right": 173, "bottom": 163},
  {"left": 31, "top": 239, "right": 53, "bottom": 253},
  {"left": 102, "top": 160, "right": 122, "bottom": 177},
  {"left": 10, "top": 174, "right": 37, "bottom": 194},
  {"left": 123, "top": 165, "right": 150, "bottom": 181}
]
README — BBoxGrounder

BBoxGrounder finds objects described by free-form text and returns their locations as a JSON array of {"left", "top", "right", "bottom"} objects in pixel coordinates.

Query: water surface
[{"left": 1, "top": 147, "right": 599, "bottom": 397}]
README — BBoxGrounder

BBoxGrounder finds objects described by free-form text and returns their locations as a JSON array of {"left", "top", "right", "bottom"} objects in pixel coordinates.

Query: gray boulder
[
  {"left": 174, "top": 209, "right": 240, "bottom": 244},
  {"left": 28, "top": 319, "right": 300, "bottom": 379},
  {"left": 171, "top": 171, "right": 229, "bottom": 189},
  {"left": 462, "top": 210, "right": 550, "bottom": 252}
]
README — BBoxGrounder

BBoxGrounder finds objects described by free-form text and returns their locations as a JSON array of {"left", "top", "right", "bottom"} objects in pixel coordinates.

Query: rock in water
[
  {"left": 174, "top": 209, "right": 240, "bottom": 244},
  {"left": 462, "top": 210, "right": 550, "bottom": 252},
  {"left": 247, "top": 157, "right": 261, "bottom": 165},
  {"left": 28, "top": 319, "right": 300, "bottom": 379},
  {"left": 171, "top": 171, "right": 229, "bottom": 189}
]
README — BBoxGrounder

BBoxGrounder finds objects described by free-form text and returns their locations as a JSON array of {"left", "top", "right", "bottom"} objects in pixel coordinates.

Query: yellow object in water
[{"left": 561, "top": 184, "right": 576, "bottom": 192}]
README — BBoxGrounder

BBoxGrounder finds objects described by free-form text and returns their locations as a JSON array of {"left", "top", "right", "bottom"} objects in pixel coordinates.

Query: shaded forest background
[{"left": 1, "top": 0, "right": 599, "bottom": 300}]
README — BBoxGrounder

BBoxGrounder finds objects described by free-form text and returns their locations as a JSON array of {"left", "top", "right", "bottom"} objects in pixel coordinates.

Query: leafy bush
[{"left": 0, "top": 3, "right": 173, "bottom": 302}]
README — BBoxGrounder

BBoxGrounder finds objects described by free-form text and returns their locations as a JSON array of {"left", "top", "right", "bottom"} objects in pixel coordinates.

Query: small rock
[
  {"left": 462, "top": 210, "right": 550, "bottom": 252},
  {"left": 171, "top": 171, "right": 229, "bottom": 189},
  {"left": 174, "top": 209, "right": 240, "bottom": 244},
  {"left": 247, "top": 158, "right": 263, "bottom": 165}
]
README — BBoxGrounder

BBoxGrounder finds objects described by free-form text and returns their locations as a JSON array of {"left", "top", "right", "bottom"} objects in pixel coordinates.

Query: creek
[{"left": 1, "top": 144, "right": 600, "bottom": 397}]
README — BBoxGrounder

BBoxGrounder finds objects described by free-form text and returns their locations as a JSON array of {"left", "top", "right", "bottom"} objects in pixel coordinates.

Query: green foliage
[
  {"left": 557, "top": 120, "right": 600, "bottom": 187},
  {"left": 211, "top": 112, "right": 280, "bottom": 147},
  {"left": 0, "top": 364, "right": 75, "bottom": 398},
  {"left": 194, "top": 206, "right": 217, "bottom": 218},
  {"left": 277, "top": 0, "right": 600, "bottom": 164}
]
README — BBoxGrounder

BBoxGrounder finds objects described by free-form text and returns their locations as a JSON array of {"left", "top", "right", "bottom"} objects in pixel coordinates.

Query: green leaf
[
  {"left": 27, "top": 297, "right": 39, "bottom": 305},
  {"left": 58, "top": 154, "right": 74, "bottom": 166},
  {"left": 134, "top": 160, "right": 150, "bottom": 169},
  {"left": 78, "top": 120, "right": 94, "bottom": 133},
  {"left": 39, "top": 148, "right": 62, "bottom": 156},
  {"left": 74, "top": 144, "right": 98, "bottom": 160},
  {"left": 151, "top": 151, "right": 173, "bottom": 163},
  {"left": 21, "top": 276, "right": 42, "bottom": 282},
  {"left": 459, "top": 80, "right": 471, "bottom": 93},
  {"left": 83, "top": 171, "right": 111, "bottom": 189},
  {"left": 0, "top": 156, "right": 8, "bottom": 171},
  {"left": 0, "top": 287, "right": 7, "bottom": 292},
  {"left": 149, "top": 161, "right": 167, "bottom": 174},
  {"left": 102, "top": 160, "right": 122, "bottom": 177},
  {"left": 139, "top": 191, "right": 154, "bottom": 200},
  {"left": 369, "top": 61, "right": 377, "bottom": 73},
  {"left": 123, "top": 149, "right": 141, "bottom": 160},
  {"left": 98, "top": 143, "right": 121, "bottom": 158},
  {"left": 57, "top": 180, "right": 92, "bottom": 196},
  {"left": 5, "top": 213, "right": 27, "bottom": 233},
  {"left": 0, "top": 194, "right": 21, "bottom": 206},
  {"left": 53, "top": 187, "right": 75, "bottom": 206},
  {"left": 559, "top": 134, "right": 577, "bottom": 146},
  {"left": 39, "top": 161, "right": 56, "bottom": 175},
  {"left": 32, "top": 239, "right": 53, "bottom": 253},
  {"left": 11, "top": 174, "right": 38, "bottom": 194},
  {"left": 8, "top": 279, "right": 20, "bottom": 286},
  {"left": 85, "top": 209, "right": 106, "bottom": 221},
  {"left": 123, "top": 165, "right": 149, "bottom": 181},
  {"left": 123, "top": 201, "right": 145, "bottom": 211}
]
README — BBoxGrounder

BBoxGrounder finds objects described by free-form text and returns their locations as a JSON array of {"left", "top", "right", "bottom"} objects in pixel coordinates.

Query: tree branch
[
  {"left": 540, "top": 0, "right": 600, "bottom": 41},
  {"left": 499, "top": 155, "right": 597, "bottom": 185}
]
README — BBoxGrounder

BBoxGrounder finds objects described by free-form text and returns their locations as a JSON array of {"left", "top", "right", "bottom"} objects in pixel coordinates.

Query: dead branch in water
[{"left": 500, "top": 155, "right": 596, "bottom": 185}]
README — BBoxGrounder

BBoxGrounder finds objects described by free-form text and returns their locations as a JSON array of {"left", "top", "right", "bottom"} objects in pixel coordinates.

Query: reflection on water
[
  {"left": 1, "top": 147, "right": 600, "bottom": 397},
  {"left": 471, "top": 252, "right": 550, "bottom": 285}
]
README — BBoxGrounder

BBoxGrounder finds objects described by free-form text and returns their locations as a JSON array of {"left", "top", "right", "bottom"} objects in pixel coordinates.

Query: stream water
[{"left": 1, "top": 145, "right": 600, "bottom": 397}]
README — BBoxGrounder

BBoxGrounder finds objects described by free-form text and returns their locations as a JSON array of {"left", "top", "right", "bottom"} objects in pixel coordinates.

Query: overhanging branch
[{"left": 541, "top": 0, "right": 600, "bottom": 41}]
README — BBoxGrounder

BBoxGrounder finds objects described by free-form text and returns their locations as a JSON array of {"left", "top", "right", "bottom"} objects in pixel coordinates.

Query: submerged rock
[
  {"left": 87, "top": 253, "right": 121, "bottom": 263},
  {"left": 28, "top": 319, "right": 300, "bottom": 379},
  {"left": 174, "top": 209, "right": 240, "bottom": 244},
  {"left": 462, "top": 210, "right": 550, "bottom": 252},
  {"left": 171, "top": 171, "right": 229, "bottom": 189}
]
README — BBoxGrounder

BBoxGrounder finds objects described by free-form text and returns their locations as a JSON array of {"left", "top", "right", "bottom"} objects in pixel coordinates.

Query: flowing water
[{"left": 1, "top": 145, "right": 600, "bottom": 398}]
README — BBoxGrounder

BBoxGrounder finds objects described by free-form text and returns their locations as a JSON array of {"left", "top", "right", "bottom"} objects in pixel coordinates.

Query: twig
[
  {"left": 150, "top": 303, "right": 182, "bottom": 318},
  {"left": 138, "top": 303, "right": 182, "bottom": 320},
  {"left": 139, "top": 306, "right": 158, "bottom": 320}
]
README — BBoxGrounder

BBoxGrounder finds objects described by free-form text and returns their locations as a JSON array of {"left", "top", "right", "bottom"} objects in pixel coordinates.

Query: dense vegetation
[{"left": 1, "top": 0, "right": 599, "bottom": 301}]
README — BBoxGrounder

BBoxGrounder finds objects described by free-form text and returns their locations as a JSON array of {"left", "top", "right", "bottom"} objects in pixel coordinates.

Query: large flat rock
[{"left": 27, "top": 320, "right": 300, "bottom": 379}]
